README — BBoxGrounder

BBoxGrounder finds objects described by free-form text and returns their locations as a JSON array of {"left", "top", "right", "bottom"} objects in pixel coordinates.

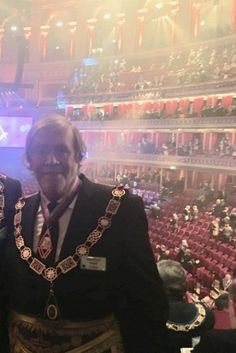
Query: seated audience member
[
  {"left": 212, "top": 198, "right": 223, "bottom": 217},
  {"left": 191, "top": 205, "right": 199, "bottom": 224},
  {"left": 213, "top": 293, "right": 231, "bottom": 329},
  {"left": 209, "top": 217, "right": 220, "bottom": 237},
  {"left": 191, "top": 282, "right": 210, "bottom": 302},
  {"left": 222, "top": 215, "right": 230, "bottom": 227},
  {"left": 169, "top": 212, "right": 179, "bottom": 231},
  {"left": 183, "top": 205, "right": 191, "bottom": 221},
  {"left": 150, "top": 202, "right": 161, "bottom": 219},
  {"left": 156, "top": 245, "right": 169, "bottom": 261},
  {"left": 157, "top": 260, "right": 214, "bottom": 353},
  {"left": 210, "top": 278, "right": 222, "bottom": 300},
  {"left": 222, "top": 273, "right": 232, "bottom": 291},
  {"left": 181, "top": 248, "right": 195, "bottom": 274},
  {"left": 221, "top": 223, "right": 233, "bottom": 243},
  {"left": 176, "top": 239, "right": 189, "bottom": 262},
  {"left": 220, "top": 206, "right": 230, "bottom": 223},
  {"left": 159, "top": 249, "right": 171, "bottom": 261}
]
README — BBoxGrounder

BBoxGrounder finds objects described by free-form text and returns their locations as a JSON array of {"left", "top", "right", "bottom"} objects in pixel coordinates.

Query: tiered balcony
[
  {"left": 74, "top": 116, "right": 236, "bottom": 131},
  {"left": 86, "top": 152, "right": 236, "bottom": 174}
]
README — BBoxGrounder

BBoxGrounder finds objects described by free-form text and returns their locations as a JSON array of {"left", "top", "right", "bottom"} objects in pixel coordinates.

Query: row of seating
[{"left": 148, "top": 201, "right": 236, "bottom": 288}]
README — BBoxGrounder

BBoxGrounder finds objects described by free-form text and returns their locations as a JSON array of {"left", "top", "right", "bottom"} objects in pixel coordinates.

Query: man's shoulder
[
  {"left": 81, "top": 174, "right": 127, "bottom": 197},
  {"left": 23, "top": 192, "right": 39, "bottom": 201},
  {"left": 80, "top": 175, "right": 143, "bottom": 208},
  {"left": 0, "top": 174, "right": 20, "bottom": 188},
  {"left": 168, "top": 301, "right": 214, "bottom": 333},
  {"left": 89, "top": 181, "right": 141, "bottom": 203}
]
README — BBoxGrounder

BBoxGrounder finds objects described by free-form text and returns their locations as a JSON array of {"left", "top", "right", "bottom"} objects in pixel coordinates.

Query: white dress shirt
[{"left": 33, "top": 195, "right": 78, "bottom": 262}]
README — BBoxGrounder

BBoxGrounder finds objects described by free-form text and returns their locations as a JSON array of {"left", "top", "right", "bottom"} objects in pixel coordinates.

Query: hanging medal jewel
[
  {"left": 44, "top": 282, "right": 61, "bottom": 320},
  {"left": 37, "top": 228, "right": 53, "bottom": 259}
]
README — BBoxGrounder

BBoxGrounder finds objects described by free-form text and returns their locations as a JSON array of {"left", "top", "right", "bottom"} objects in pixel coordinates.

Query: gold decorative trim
[
  {"left": 166, "top": 302, "right": 206, "bottom": 332},
  {"left": 0, "top": 174, "right": 6, "bottom": 225},
  {"left": 58, "top": 256, "right": 77, "bottom": 274},
  {"left": 9, "top": 311, "right": 124, "bottom": 353},
  {"left": 29, "top": 258, "right": 46, "bottom": 275}
]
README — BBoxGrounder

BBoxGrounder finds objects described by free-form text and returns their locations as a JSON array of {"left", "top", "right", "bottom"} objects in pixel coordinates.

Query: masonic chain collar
[
  {"left": 0, "top": 174, "right": 6, "bottom": 225},
  {"left": 13, "top": 186, "right": 126, "bottom": 320}
]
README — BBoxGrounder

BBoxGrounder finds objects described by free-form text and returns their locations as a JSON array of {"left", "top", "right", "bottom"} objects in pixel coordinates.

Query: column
[
  {"left": 29, "top": 2, "right": 42, "bottom": 64},
  {"left": 23, "top": 27, "right": 31, "bottom": 62},
  {"left": 191, "top": 1, "right": 201, "bottom": 38},
  {"left": 137, "top": 8, "right": 148, "bottom": 49},
  {"left": 232, "top": 132, "right": 236, "bottom": 145},
  {"left": 192, "top": 171, "right": 196, "bottom": 188},
  {"left": 202, "top": 132, "right": 206, "bottom": 151},
  {"left": 160, "top": 168, "right": 163, "bottom": 189},
  {"left": 87, "top": 18, "right": 97, "bottom": 56},
  {"left": 208, "top": 133, "right": 213, "bottom": 153},
  {"left": 232, "top": 0, "right": 236, "bottom": 31},
  {"left": 175, "top": 132, "right": 179, "bottom": 152},
  {"left": 68, "top": 21, "right": 77, "bottom": 59},
  {"left": 170, "top": 4, "right": 179, "bottom": 45},
  {"left": 0, "top": 28, "right": 4, "bottom": 59},
  {"left": 117, "top": 13, "right": 125, "bottom": 53},
  {"left": 184, "top": 171, "right": 188, "bottom": 190},
  {"left": 40, "top": 25, "right": 50, "bottom": 61}
]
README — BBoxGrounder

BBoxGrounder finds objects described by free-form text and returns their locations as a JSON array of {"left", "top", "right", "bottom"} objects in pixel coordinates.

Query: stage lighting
[{"left": 155, "top": 3, "right": 163, "bottom": 10}]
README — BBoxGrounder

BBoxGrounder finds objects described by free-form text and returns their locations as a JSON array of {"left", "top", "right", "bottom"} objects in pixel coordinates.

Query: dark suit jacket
[
  {"left": 3, "top": 174, "right": 168, "bottom": 353},
  {"left": 166, "top": 300, "right": 214, "bottom": 353},
  {"left": 0, "top": 175, "right": 22, "bottom": 232},
  {"left": 0, "top": 175, "right": 22, "bottom": 351},
  {"left": 193, "top": 329, "right": 236, "bottom": 353}
]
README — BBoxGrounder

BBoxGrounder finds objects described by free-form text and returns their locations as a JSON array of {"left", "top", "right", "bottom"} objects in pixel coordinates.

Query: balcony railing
[
  {"left": 74, "top": 116, "right": 236, "bottom": 131},
  {"left": 86, "top": 152, "right": 236, "bottom": 173}
]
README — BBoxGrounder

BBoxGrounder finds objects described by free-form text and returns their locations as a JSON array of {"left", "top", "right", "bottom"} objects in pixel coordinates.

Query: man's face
[{"left": 29, "top": 126, "right": 79, "bottom": 201}]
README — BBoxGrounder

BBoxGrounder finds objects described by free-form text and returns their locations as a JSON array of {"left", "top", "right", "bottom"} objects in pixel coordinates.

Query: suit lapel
[
  {"left": 59, "top": 175, "right": 96, "bottom": 261},
  {"left": 22, "top": 193, "right": 40, "bottom": 248}
]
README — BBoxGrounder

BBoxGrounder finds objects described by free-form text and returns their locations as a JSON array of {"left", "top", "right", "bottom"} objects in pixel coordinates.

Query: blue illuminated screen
[
  {"left": 0, "top": 116, "right": 32, "bottom": 148},
  {"left": 82, "top": 57, "right": 97, "bottom": 66}
]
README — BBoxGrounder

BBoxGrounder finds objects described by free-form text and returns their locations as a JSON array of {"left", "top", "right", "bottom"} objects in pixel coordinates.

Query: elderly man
[
  {"left": 1, "top": 115, "right": 168, "bottom": 353},
  {"left": 157, "top": 259, "right": 214, "bottom": 353}
]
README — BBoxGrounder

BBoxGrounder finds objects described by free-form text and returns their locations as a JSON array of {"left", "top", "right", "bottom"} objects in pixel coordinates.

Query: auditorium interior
[{"left": 0, "top": 0, "right": 236, "bottom": 351}]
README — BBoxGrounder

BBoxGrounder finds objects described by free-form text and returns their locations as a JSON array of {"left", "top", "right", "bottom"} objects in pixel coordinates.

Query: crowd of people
[
  {"left": 210, "top": 199, "right": 236, "bottom": 243},
  {"left": 68, "top": 96, "right": 236, "bottom": 122},
  {"left": 151, "top": 190, "right": 236, "bottom": 352},
  {"left": 60, "top": 43, "right": 236, "bottom": 103},
  {"left": 83, "top": 131, "right": 236, "bottom": 160}
]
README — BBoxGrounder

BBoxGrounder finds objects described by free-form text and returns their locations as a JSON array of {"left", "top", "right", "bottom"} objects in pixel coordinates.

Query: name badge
[{"left": 80, "top": 256, "right": 106, "bottom": 272}]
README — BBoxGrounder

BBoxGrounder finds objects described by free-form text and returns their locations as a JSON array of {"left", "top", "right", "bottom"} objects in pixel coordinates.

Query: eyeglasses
[{"left": 30, "top": 145, "right": 73, "bottom": 159}]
